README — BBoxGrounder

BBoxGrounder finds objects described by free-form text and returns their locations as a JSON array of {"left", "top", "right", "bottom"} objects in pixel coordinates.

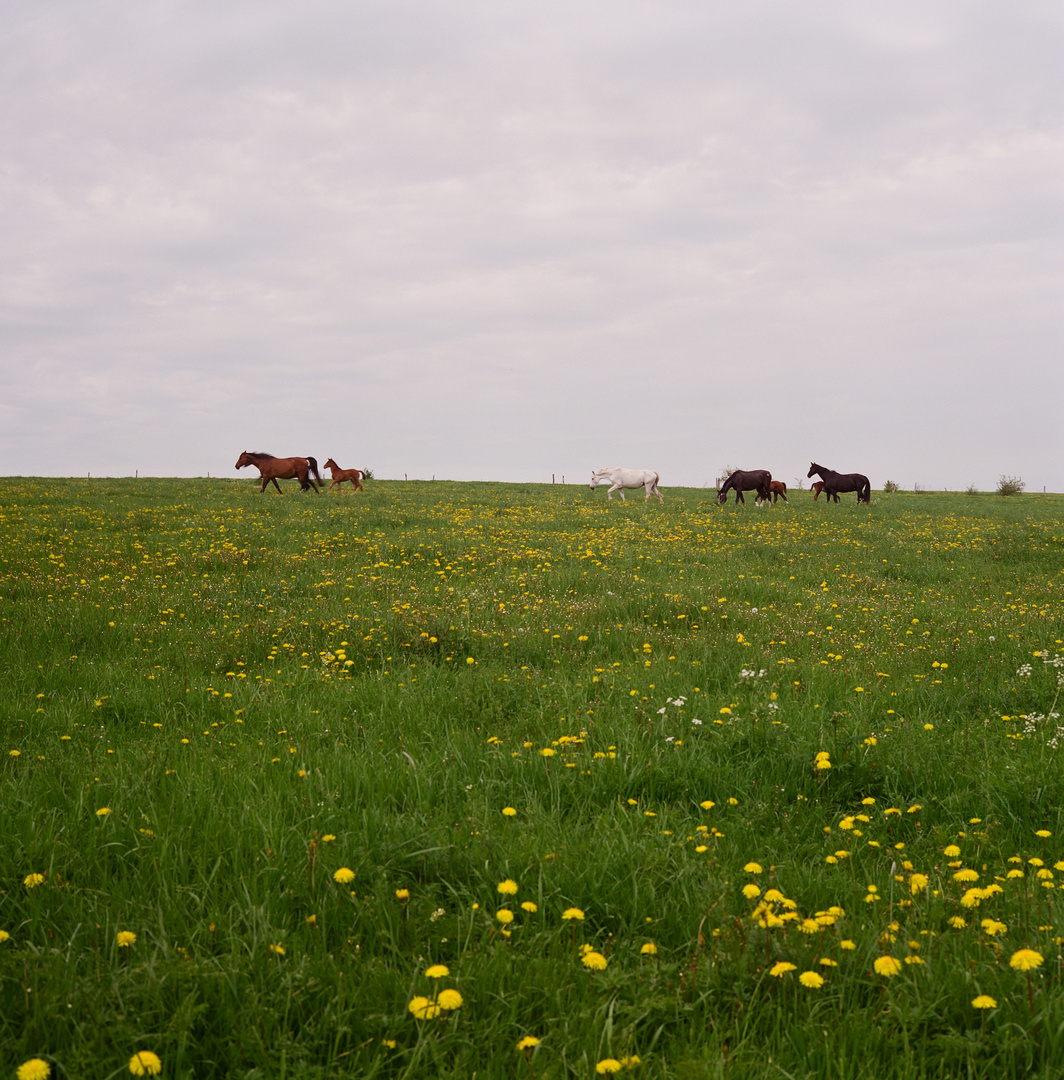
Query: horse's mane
[{"left": 248, "top": 452, "right": 275, "bottom": 460}]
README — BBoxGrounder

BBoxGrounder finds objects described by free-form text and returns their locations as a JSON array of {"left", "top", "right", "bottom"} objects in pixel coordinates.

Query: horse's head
[
  {"left": 323, "top": 458, "right": 337, "bottom": 470},
  {"left": 235, "top": 451, "right": 251, "bottom": 470},
  {"left": 807, "top": 462, "right": 819, "bottom": 479},
  {"left": 589, "top": 472, "right": 599, "bottom": 492},
  {"left": 716, "top": 489, "right": 726, "bottom": 505}
]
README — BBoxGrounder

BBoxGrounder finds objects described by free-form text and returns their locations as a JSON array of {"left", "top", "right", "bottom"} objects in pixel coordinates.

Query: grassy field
[{"left": 2, "top": 477, "right": 1064, "bottom": 1079}]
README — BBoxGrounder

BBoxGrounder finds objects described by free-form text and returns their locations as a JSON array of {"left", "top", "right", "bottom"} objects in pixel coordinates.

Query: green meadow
[{"left": 3, "top": 477, "right": 1064, "bottom": 1079}]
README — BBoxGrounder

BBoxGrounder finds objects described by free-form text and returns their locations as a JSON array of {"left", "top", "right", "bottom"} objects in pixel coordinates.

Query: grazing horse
[
  {"left": 717, "top": 469, "right": 772, "bottom": 506},
  {"left": 323, "top": 458, "right": 364, "bottom": 494},
  {"left": 590, "top": 467, "right": 664, "bottom": 503},
  {"left": 811, "top": 481, "right": 825, "bottom": 501},
  {"left": 769, "top": 480, "right": 788, "bottom": 503},
  {"left": 235, "top": 451, "right": 322, "bottom": 493},
  {"left": 807, "top": 462, "right": 871, "bottom": 504}
]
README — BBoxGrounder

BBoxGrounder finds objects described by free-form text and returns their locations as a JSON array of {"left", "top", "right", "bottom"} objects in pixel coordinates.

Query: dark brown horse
[
  {"left": 717, "top": 469, "right": 772, "bottom": 505},
  {"left": 235, "top": 451, "right": 322, "bottom": 493},
  {"left": 811, "top": 481, "right": 825, "bottom": 501},
  {"left": 323, "top": 458, "right": 364, "bottom": 493},
  {"left": 807, "top": 462, "right": 870, "bottom": 504},
  {"left": 769, "top": 480, "right": 788, "bottom": 503}
]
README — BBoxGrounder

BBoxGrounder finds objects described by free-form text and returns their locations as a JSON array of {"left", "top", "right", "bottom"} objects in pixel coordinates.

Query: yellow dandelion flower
[
  {"left": 517, "top": 1036, "right": 541, "bottom": 1051},
  {"left": 769, "top": 962, "right": 796, "bottom": 977},
  {"left": 437, "top": 988, "right": 463, "bottom": 1010},
  {"left": 819, "top": 958, "right": 838, "bottom": 967},
  {"left": 497, "top": 909, "right": 514, "bottom": 924},
  {"left": 840, "top": 940, "right": 856, "bottom": 950},
  {"left": 395, "top": 888, "right": 410, "bottom": 900},
  {"left": 497, "top": 879, "right": 519, "bottom": 895},
  {"left": 24, "top": 873, "right": 45, "bottom": 889},
  {"left": 269, "top": 943, "right": 285, "bottom": 956},
  {"left": 408, "top": 995, "right": 440, "bottom": 1019},
  {"left": 540, "top": 748, "right": 555, "bottom": 757},
  {"left": 17, "top": 1061, "right": 50, "bottom": 1080},
  {"left": 128, "top": 1051, "right": 162, "bottom": 1076},
  {"left": 424, "top": 964, "right": 449, "bottom": 979},
  {"left": 700, "top": 800, "right": 715, "bottom": 810},
  {"left": 521, "top": 901, "right": 538, "bottom": 913},
  {"left": 909, "top": 873, "right": 929, "bottom": 895},
  {"left": 1009, "top": 949, "right": 1044, "bottom": 971},
  {"left": 799, "top": 970, "right": 825, "bottom": 988},
  {"left": 596, "top": 1059, "right": 622, "bottom": 1075},
  {"left": 333, "top": 867, "right": 355, "bottom": 884},
  {"left": 744, "top": 862, "right": 763, "bottom": 874},
  {"left": 972, "top": 995, "right": 997, "bottom": 1009},
  {"left": 640, "top": 942, "right": 658, "bottom": 955},
  {"left": 562, "top": 907, "right": 585, "bottom": 921},
  {"left": 95, "top": 807, "right": 112, "bottom": 817},
  {"left": 582, "top": 950, "right": 608, "bottom": 970},
  {"left": 948, "top": 916, "right": 967, "bottom": 928},
  {"left": 116, "top": 931, "right": 137, "bottom": 947},
  {"left": 502, "top": 807, "right": 517, "bottom": 817},
  {"left": 953, "top": 868, "right": 979, "bottom": 883},
  {"left": 874, "top": 956, "right": 902, "bottom": 977}
]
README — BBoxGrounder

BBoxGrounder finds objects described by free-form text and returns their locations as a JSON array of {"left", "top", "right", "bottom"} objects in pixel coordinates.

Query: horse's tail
[{"left": 306, "top": 456, "right": 322, "bottom": 483}]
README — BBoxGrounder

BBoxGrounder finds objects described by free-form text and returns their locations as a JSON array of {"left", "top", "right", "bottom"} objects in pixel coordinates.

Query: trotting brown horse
[
  {"left": 811, "top": 481, "right": 825, "bottom": 501},
  {"left": 323, "top": 458, "right": 364, "bottom": 494},
  {"left": 235, "top": 451, "right": 322, "bottom": 493},
  {"left": 769, "top": 480, "right": 788, "bottom": 503}
]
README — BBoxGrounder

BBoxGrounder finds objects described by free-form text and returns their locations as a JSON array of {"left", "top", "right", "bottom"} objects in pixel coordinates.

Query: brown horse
[
  {"left": 812, "top": 481, "right": 825, "bottom": 501},
  {"left": 769, "top": 480, "right": 788, "bottom": 503},
  {"left": 235, "top": 451, "right": 322, "bottom": 493},
  {"left": 323, "top": 458, "right": 364, "bottom": 493},
  {"left": 808, "top": 462, "right": 871, "bottom": 504},
  {"left": 717, "top": 469, "right": 772, "bottom": 506}
]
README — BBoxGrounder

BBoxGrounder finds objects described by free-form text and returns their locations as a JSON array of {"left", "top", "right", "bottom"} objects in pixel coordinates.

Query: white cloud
[{"left": 1, "top": 0, "right": 1061, "bottom": 487}]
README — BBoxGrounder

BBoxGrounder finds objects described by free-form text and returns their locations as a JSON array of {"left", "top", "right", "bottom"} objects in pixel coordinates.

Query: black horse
[
  {"left": 717, "top": 469, "right": 772, "bottom": 505},
  {"left": 807, "top": 462, "right": 871, "bottom": 504}
]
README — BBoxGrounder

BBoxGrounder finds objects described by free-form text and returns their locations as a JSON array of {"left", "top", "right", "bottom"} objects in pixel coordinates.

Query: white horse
[{"left": 590, "top": 467, "right": 664, "bottom": 503}]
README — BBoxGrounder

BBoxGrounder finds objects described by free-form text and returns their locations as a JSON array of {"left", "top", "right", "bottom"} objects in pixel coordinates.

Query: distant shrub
[
  {"left": 965, "top": 483, "right": 979, "bottom": 495},
  {"left": 997, "top": 475, "right": 1025, "bottom": 496},
  {"left": 361, "top": 468, "right": 375, "bottom": 481},
  {"left": 882, "top": 480, "right": 900, "bottom": 494}
]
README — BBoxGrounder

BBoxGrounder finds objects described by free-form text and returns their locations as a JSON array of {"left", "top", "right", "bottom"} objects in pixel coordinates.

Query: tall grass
[{"left": 2, "top": 479, "right": 1064, "bottom": 1078}]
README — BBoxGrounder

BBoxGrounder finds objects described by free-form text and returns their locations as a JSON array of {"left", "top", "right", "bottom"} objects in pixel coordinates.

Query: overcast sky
[{"left": 2, "top": 1, "right": 1062, "bottom": 491}]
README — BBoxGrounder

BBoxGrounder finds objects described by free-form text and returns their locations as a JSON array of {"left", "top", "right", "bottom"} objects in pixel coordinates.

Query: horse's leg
[
  {"left": 608, "top": 482, "right": 623, "bottom": 501},
  {"left": 271, "top": 478, "right": 282, "bottom": 493}
]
